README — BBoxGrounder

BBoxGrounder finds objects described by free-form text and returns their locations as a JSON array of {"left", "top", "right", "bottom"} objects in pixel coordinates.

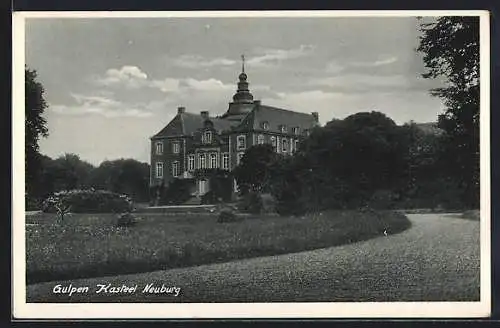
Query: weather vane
[{"left": 241, "top": 54, "right": 245, "bottom": 73}]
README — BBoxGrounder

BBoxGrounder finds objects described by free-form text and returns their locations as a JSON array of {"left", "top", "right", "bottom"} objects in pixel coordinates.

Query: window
[
  {"left": 295, "top": 139, "right": 299, "bottom": 152},
  {"left": 156, "top": 162, "right": 164, "bottom": 178},
  {"left": 203, "top": 131, "right": 212, "bottom": 144},
  {"left": 172, "top": 141, "right": 180, "bottom": 154},
  {"left": 188, "top": 155, "right": 195, "bottom": 171},
  {"left": 210, "top": 153, "right": 218, "bottom": 169},
  {"left": 172, "top": 161, "right": 179, "bottom": 177},
  {"left": 222, "top": 153, "right": 229, "bottom": 169},
  {"left": 237, "top": 152, "right": 245, "bottom": 165},
  {"left": 262, "top": 121, "right": 269, "bottom": 130},
  {"left": 155, "top": 141, "right": 163, "bottom": 155},
  {"left": 237, "top": 135, "right": 246, "bottom": 150},
  {"left": 280, "top": 125, "right": 287, "bottom": 133},
  {"left": 257, "top": 134, "right": 265, "bottom": 145},
  {"left": 293, "top": 127, "right": 300, "bottom": 135},
  {"left": 271, "top": 136, "right": 276, "bottom": 150},
  {"left": 199, "top": 153, "right": 206, "bottom": 169},
  {"left": 282, "top": 138, "right": 288, "bottom": 153}
]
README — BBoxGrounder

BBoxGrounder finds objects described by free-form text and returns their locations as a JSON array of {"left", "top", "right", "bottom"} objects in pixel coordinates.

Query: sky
[{"left": 25, "top": 15, "right": 446, "bottom": 166}]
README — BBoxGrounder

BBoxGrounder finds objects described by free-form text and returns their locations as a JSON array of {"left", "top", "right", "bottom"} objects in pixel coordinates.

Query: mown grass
[{"left": 26, "top": 210, "right": 411, "bottom": 284}]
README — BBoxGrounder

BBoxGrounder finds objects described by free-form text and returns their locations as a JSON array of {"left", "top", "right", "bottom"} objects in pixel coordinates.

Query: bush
[
  {"left": 367, "top": 190, "right": 398, "bottom": 210},
  {"left": 217, "top": 209, "right": 241, "bottom": 223},
  {"left": 201, "top": 190, "right": 222, "bottom": 205},
  {"left": 237, "top": 191, "right": 264, "bottom": 214},
  {"left": 261, "top": 193, "right": 277, "bottom": 214},
  {"left": 116, "top": 212, "right": 138, "bottom": 227},
  {"left": 26, "top": 196, "right": 42, "bottom": 211},
  {"left": 42, "top": 189, "right": 133, "bottom": 214},
  {"left": 160, "top": 179, "right": 195, "bottom": 205}
]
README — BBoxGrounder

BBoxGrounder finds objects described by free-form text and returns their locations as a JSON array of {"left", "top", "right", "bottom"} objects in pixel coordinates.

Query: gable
[{"left": 151, "top": 114, "right": 184, "bottom": 138}]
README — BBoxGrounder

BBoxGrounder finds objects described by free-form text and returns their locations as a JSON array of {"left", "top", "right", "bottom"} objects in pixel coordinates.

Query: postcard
[{"left": 12, "top": 10, "right": 491, "bottom": 319}]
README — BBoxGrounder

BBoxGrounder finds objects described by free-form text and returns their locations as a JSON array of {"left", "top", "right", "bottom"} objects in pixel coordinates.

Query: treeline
[
  {"left": 234, "top": 111, "right": 478, "bottom": 215},
  {"left": 28, "top": 154, "right": 150, "bottom": 208}
]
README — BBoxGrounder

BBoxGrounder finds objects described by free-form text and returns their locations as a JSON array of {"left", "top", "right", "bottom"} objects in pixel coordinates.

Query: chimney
[
  {"left": 200, "top": 111, "right": 209, "bottom": 120},
  {"left": 177, "top": 106, "right": 186, "bottom": 114},
  {"left": 311, "top": 112, "right": 319, "bottom": 123}
]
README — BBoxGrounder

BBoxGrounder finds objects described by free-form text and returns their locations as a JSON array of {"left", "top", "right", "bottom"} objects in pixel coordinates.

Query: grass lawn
[{"left": 26, "top": 210, "right": 411, "bottom": 284}]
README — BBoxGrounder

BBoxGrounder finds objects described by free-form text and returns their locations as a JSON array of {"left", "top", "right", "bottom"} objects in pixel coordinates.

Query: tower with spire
[{"left": 224, "top": 54, "right": 256, "bottom": 119}]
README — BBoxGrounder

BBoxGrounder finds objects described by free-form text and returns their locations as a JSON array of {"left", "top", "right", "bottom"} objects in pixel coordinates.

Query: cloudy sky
[{"left": 25, "top": 15, "right": 446, "bottom": 165}]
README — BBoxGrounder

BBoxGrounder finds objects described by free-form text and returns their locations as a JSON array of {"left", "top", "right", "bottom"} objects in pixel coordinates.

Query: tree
[
  {"left": 301, "top": 112, "right": 410, "bottom": 206},
  {"left": 233, "top": 144, "right": 281, "bottom": 194},
  {"left": 88, "top": 159, "right": 150, "bottom": 202},
  {"left": 417, "top": 16, "right": 480, "bottom": 207},
  {"left": 25, "top": 68, "right": 49, "bottom": 198},
  {"left": 42, "top": 154, "right": 95, "bottom": 194},
  {"left": 268, "top": 111, "right": 412, "bottom": 214}
]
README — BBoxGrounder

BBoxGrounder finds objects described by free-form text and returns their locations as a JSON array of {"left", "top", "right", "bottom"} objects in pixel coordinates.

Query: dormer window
[
  {"left": 280, "top": 125, "right": 287, "bottom": 133},
  {"left": 203, "top": 131, "right": 212, "bottom": 144},
  {"left": 293, "top": 127, "right": 300, "bottom": 135},
  {"left": 262, "top": 121, "right": 269, "bottom": 130}
]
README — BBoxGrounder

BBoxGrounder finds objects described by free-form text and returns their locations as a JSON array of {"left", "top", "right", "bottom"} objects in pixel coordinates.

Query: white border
[{"left": 12, "top": 10, "right": 491, "bottom": 319}]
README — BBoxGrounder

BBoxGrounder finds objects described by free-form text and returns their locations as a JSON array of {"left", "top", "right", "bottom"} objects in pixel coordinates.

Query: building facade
[{"left": 149, "top": 65, "right": 319, "bottom": 199}]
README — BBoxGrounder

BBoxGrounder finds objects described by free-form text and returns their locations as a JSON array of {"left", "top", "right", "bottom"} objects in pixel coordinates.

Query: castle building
[{"left": 149, "top": 58, "right": 319, "bottom": 200}]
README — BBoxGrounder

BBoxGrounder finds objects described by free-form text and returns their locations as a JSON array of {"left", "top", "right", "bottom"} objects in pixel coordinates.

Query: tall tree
[
  {"left": 25, "top": 68, "right": 49, "bottom": 198},
  {"left": 417, "top": 16, "right": 480, "bottom": 207},
  {"left": 233, "top": 144, "right": 281, "bottom": 194},
  {"left": 89, "top": 159, "right": 150, "bottom": 202}
]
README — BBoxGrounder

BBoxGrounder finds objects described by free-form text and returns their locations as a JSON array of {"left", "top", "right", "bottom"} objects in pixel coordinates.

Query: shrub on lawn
[
  {"left": 367, "top": 190, "right": 398, "bottom": 210},
  {"left": 42, "top": 189, "right": 133, "bottom": 214},
  {"left": 237, "top": 191, "right": 264, "bottom": 214},
  {"left": 26, "top": 196, "right": 42, "bottom": 211},
  {"left": 160, "top": 178, "right": 195, "bottom": 205},
  {"left": 116, "top": 212, "right": 138, "bottom": 227},
  {"left": 217, "top": 209, "right": 240, "bottom": 223}
]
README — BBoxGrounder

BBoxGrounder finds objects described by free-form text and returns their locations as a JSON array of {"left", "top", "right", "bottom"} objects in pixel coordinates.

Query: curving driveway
[{"left": 26, "top": 213, "right": 480, "bottom": 303}]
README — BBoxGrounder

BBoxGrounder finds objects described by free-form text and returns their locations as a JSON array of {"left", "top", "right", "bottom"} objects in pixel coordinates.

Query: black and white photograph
[{"left": 13, "top": 11, "right": 490, "bottom": 318}]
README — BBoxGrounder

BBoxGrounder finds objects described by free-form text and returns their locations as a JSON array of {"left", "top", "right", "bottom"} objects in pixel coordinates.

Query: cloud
[
  {"left": 351, "top": 56, "right": 399, "bottom": 67},
  {"left": 325, "top": 56, "right": 399, "bottom": 74},
  {"left": 307, "top": 74, "right": 420, "bottom": 94},
  {"left": 173, "top": 55, "right": 236, "bottom": 68},
  {"left": 50, "top": 93, "right": 153, "bottom": 118},
  {"left": 94, "top": 65, "right": 149, "bottom": 89},
  {"left": 247, "top": 45, "right": 315, "bottom": 67},
  {"left": 180, "top": 78, "right": 234, "bottom": 92},
  {"left": 149, "top": 78, "right": 181, "bottom": 93}
]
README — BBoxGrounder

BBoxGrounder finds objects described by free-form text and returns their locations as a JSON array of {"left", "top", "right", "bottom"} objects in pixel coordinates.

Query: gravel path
[{"left": 26, "top": 213, "right": 480, "bottom": 302}]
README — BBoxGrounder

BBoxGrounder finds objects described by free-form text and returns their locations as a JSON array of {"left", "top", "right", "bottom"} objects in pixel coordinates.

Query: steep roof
[
  {"left": 250, "top": 104, "right": 317, "bottom": 132},
  {"left": 152, "top": 103, "right": 318, "bottom": 139},
  {"left": 151, "top": 112, "right": 233, "bottom": 139}
]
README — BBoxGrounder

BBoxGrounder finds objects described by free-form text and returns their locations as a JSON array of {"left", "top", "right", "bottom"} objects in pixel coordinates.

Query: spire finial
[{"left": 241, "top": 54, "right": 245, "bottom": 73}]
